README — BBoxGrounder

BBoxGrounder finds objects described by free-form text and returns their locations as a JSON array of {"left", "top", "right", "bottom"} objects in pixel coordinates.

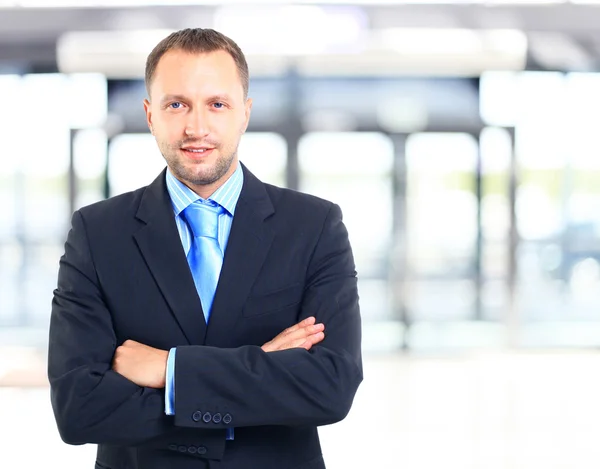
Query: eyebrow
[
  {"left": 159, "top": 94, "right": 188, "bottom": 106},
  {"left": 209, "top": 94, "right": 233, "bottom": 103},
  {"left": 159, "top": 94, "right": 234, "bottom": 106}
]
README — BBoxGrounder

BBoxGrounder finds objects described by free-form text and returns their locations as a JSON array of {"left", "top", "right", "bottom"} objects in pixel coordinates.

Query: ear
[
  {"left": 143, "top": 98, "right": 153, "bottom": 134},
  {"left": 241, "top": 97, "right": 253, "bottom": 134}
]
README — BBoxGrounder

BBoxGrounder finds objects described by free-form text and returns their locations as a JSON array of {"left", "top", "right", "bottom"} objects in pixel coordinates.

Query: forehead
[{"left": 150, "top": 49, "right": 243, "bottom": 99}]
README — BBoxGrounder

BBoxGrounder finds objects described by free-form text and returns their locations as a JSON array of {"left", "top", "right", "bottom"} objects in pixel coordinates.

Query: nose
[{"left": 184, "top": 107, "right": 210, "bottom": 137}]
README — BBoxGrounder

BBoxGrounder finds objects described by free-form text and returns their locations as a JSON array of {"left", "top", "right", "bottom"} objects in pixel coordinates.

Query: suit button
[
  {"left": 192, "top": 411, "right": 202, "bottom": 422},
  {"left": 168, "top": 444, "right": 177, "bottom": 451},
  {"left": 223, "top": 413, "right": 232, "bottom": 425},
  {"left": 202, "top": 412, "right": 212, "bottom": 423},
  {"left": 187, "top": 446, "right": 197, "bottom": 454},
  {"left": 178, "top": 445, "right": 187, "bottom": 453},
  {"left": 197, "top": 446, "right": 207, "bottom": 455},
  {"left": 212, "top": 412, "right": 222, "bottom": 424}
]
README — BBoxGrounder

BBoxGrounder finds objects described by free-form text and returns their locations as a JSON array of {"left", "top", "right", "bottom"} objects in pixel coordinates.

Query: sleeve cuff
[{"left": 165, "top": 347, "right": 176, "bottom": 415}]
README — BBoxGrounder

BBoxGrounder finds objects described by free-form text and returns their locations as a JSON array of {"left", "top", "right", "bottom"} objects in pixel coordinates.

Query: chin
[{"left": 190, "top": 168, "right": 223, "bottom": 185}]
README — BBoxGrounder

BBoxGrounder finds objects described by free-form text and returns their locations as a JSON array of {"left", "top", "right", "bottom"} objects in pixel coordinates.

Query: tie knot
[{"left": 183, "top": 201, "right": 223, "bottom": 239}]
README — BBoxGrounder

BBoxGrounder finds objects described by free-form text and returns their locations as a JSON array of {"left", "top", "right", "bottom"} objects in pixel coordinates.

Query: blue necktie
[
  {"left": 183, "top": 201, "right": 235, "bottom": 440},
  {"left": 183, "top": 201, "right": 224, "bottom": 323}
]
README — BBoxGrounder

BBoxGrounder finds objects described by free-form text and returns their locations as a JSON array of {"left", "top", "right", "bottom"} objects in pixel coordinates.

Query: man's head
[
  {"left": 145, "top": 28, "right": 249, "bottom": 99},
  {"left": 143, "top": 28, "right": 252, "bottom": 199}
]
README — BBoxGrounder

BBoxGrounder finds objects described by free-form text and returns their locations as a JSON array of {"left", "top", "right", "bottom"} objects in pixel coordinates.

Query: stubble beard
[{"left": 160, "top": 141, "right": 237, "bottom": 187}]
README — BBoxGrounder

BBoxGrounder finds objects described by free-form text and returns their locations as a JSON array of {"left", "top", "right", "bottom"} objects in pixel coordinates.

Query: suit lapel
[
  {"left": 205, "top": 165, "right": 275, "bottom": 347},
  {"left": 133, "top": 169, "right": 206, "bottom": 345}
]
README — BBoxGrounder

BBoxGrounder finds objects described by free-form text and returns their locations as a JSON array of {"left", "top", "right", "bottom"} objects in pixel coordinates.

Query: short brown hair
[{"left": 145, "top": 28, "right": 249, "bottom": 98}]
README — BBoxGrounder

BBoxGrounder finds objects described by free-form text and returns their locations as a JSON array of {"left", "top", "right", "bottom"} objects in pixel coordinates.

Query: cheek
[
  {"left": 231, "top": 115, "right": 248, "bottom": 136},
  {"left": 158, "top": 122, "right": 184, "bottom": 140},
  {"left": 156, "top": 114, "right": 184, "bottom": 131}
]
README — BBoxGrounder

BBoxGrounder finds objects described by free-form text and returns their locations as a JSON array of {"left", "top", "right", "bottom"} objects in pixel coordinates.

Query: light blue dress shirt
[{"left": 163, "top": 163, "right": 243, "bottom": 433}]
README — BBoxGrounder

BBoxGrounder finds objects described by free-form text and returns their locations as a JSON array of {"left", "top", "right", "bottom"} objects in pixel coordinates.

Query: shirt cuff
[{"left": 165, "top": 347, "right": 176, "bottom": 415}]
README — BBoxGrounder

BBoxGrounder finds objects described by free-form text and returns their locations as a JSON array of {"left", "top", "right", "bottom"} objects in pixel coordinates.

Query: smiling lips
[{"left": 181, "top": 146, "right": 214, "bottom": 157}]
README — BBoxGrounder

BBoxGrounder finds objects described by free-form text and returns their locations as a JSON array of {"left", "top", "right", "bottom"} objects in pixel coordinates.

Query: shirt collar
[{"left": 165, "top": 162, "right": 244, "bottom": 217}]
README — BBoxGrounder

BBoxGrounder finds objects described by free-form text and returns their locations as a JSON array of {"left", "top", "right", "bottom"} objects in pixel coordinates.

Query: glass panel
[
  {"left": 24, "top": 74, "right": 71, "bottom": 327},
  {"left": 239, "top": 132, "right": 287, "bottom": 187},
  {"left": 487, "top": 71, "right": 600, "bottom": 345},
  {"left": 479, "top": 71, "right": 600, "bottom": 345},
  {"left": 559, "top": 74, "right": 600, "bottom": 321},
  {"left": 0, "top": 73, "right": 107, "bottom": 327},
  {"left": 480, "top": 71, "right": 520, "bottom": 127},
  {"left": 0, "top": 76, "right": 21, "bottom": 323},
  {"left": 67, "top": 73, "right": 107, "bottom": 129},
  {"left": 0, "top": 242, "right": 21, "bottom": 324},
  {"left": 298, "top": 132, "right": 394, "bottom": 321},
  {"left": 0, "top": 75, "right": 21, "bottom": 242},
  {"left": 21, "top": 74, "right": 71, "bottom": 241},
  {"left": 73, "top": 129, "right": 108, "bottom": 210},
  {"left": 0, "top": 74, "right": 72, "bottom": 326},
  {"left": 514, "top": 73, "right": 568, "bottom": 326},
  {"left": 405, "top": 132, "right": 479, "bottom": 321},
  {"left": 480, "top": 127, "right": 512, "bottom": 321},
  {"left": 108, "top": 134, "right": 165, "bottom": 197}
]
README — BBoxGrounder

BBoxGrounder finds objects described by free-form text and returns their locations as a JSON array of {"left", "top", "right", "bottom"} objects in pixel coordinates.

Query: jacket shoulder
[
  {"left": 264, "top": 183, "right": 336, "bottom": 214},
  {"left": 76, "top": 186, "right": 147, "bottom": 224}
]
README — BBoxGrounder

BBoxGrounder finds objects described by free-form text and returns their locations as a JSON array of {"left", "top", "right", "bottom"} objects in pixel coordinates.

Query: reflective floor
[{"left": 2, "top": 349, "right": 600, "bottom": 468}]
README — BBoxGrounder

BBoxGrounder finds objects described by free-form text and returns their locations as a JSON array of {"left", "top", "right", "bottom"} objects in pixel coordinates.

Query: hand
[
  {"left": 261, "top": 316, "right": 325, "bottom": 352},
  {"left": 112, "top": 340, "right": 169, "bottom": 389}
]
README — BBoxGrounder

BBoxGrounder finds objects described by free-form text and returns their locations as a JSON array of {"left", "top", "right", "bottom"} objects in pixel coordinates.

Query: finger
[
  {"left": 261, "top": 339, "right": 277, "bottom": 353},
  {"left": 281, "top": 323, "right": 324, "bottom": 343},
  {"left": 300, "top": 316, "right": 316, "bottom": 326},
  {"left": 282, "top": 317, "right": 316, "bottom": 335},
  {"left": 299, "top": 341, "right": 312, "bottom": 351},
  {"left": 301, "top": 332, "right": 325, "bottom": 349},
  {"left": 264, "top": 334, "right": 306, "bottom": 352},
  {"left": 280, "top": 324, "right": 324, "bottom": 349},
  {"left": 308, "top": 331, "right": 325, "bottom": 344},
  {"left": 261, "top": 342, "right": 273, "bottom": 352},
  {"left": 263, "top": 329, "right": 325, "bottom": 352},
  {"left": 267, "top": 325, "right": 321, "bottom": 350},
  {"left": 263, "top": 320, "right": 322, "bottom": 351},
  {"left": 111, "top": 353, "right": 121, "bottom": 370},
  {"left": 284, "top": 331, "right": 325, "bottom": 351}
]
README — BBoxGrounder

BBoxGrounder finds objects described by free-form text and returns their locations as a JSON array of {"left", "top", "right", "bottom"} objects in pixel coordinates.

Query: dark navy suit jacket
[{"left": 48, "top": 164, "right": 363, "bottom": 469}]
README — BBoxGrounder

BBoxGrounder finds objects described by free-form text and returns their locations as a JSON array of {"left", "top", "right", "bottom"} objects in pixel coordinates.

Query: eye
[
  {"left": 169, "top": 102, "right": 183, "bottom": 109},
  {"left": 212, "top": 102, "right": 224, "bottom": 109}
]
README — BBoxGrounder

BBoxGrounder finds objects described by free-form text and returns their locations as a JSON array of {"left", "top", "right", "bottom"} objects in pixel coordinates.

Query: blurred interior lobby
[{"left": 2, "top": 1, "right": 600, "bottom": 468}]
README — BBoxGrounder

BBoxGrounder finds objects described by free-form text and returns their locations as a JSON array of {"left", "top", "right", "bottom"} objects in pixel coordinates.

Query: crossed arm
[{"left": 111, "top": 317, "right": 326, "bottom": 389}]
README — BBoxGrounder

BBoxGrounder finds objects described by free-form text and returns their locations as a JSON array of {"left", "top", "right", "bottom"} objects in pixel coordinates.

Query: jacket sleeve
[
  {"left": 173, "top": 203, "right": 363, "bottom": 429},
  {"left": 48, "top": 210, "right": 177, "bottom": 446}
]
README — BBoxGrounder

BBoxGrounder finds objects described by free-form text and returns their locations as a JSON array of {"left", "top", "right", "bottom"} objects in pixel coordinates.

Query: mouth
[{"left": 181, "top": 147, "right": 215, "bottom": 158}]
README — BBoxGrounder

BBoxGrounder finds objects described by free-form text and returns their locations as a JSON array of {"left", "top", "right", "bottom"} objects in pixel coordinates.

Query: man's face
[{"left": 144, "top": 49, "right": 252, "bottom": 197}]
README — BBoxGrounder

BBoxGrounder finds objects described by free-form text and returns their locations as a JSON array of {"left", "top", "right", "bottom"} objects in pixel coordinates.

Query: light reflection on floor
[{"left": 2, "top": 350, "right": 600, "bottom": 468}]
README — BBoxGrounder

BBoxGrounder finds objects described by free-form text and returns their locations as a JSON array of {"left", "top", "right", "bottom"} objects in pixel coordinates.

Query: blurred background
[{"left": 2, "top": 0, "right": 600, "bottom": 468}]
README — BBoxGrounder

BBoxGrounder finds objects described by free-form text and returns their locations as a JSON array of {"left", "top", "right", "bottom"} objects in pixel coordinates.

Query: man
[{"left": 48, "top": 28, "right": 362, "bottom": 469}]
